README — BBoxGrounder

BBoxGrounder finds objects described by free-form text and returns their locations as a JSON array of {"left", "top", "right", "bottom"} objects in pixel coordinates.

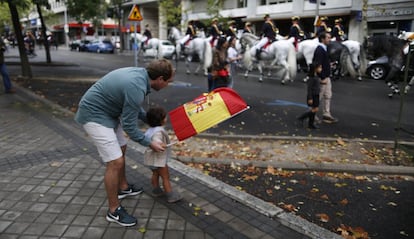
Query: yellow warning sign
[{"left": 128, "top": 5, "right": 143, "bottom": 21}]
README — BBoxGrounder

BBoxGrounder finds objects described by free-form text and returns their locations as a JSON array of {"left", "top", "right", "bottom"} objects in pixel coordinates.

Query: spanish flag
[{"left": 169, "top": 87, "right": 249, "bottom": 141}]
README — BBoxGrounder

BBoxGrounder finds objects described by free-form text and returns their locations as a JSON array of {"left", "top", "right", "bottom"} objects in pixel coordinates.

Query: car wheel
[{"left": 368, "top": 65, "right": 387, "bottom": 80}]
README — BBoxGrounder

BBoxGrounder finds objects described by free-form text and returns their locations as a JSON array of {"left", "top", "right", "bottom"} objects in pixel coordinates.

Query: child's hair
[
  {"left": 146, "top": 106, "right": 167, "bottom": 127},
  {"left": 307, "top": 63, "right": 321, "bottom": 77}
]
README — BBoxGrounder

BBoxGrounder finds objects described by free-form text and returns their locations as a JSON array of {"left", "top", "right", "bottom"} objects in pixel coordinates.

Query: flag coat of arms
[{"left": 169, "top": 87, "right": 249, "bottom": 141}]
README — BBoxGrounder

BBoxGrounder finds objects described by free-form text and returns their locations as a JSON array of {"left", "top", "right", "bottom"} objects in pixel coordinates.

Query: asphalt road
[{"left": 6, "top": 47, "right": 414, "bottom": 141}]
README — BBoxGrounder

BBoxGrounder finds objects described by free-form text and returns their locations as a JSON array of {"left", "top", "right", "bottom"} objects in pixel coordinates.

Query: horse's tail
[
  {"left": 157, "top": 40, "right": 163, "bottom": 59},
  {"left": 203, "top": 40, "right": 212, "bottom": 70},
  {"left": 341, "top": 47, "right": 357, "bottom": 78},
  {"left": 287, "top": 43, "right": 297, "bottom": 80},
  {"left": 359, "top": 43, "right": 367, "bottom": 76},
  {"left": 243, "top": 45, "right": 252, "bottom": 68},
  {"left": 175, "top": 43, "right": 181, "bottom": 61}
]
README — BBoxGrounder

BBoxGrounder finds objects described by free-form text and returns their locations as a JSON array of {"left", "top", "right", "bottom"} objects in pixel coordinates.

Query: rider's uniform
[
  {"left": 316, "top": 17, "right": 331, "bottom": 37},
  {"left": 180, "top": 22, "right": 196, "bottom": 46},
  {"left": 332, "top": 21, "right": 346, "bottom": 42},
  {"left": 210, "top": 18, "right": 222, "bottom": 47},
  {"left": 289, "top": 16, "right": 305, "bottom": 50},
  {"left": 256, "top": 15, "right": 278, "bottom": 58}
]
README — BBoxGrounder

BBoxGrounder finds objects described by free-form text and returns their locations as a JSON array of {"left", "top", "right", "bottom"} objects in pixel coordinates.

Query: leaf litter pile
[{"left": 172, "top": 137, "right": 414, "bottom": 239}]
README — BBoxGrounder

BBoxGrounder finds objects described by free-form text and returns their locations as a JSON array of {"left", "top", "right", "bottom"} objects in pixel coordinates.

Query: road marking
[
  {"left": 170, "top": 81, "right": 200, "bottom": 88},
  {"left": 266, "top": 99, "right": 308, "bottom": 108}
]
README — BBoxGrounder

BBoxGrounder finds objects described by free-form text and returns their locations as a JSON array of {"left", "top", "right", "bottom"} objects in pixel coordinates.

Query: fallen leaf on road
[
  {"left": 242, "top": 174, "right": 258, "bottom": 181},
  {"left": 283, "top": 204, "right": 297, "bottom": 212},
  {"left": 340, "top": 198, "right": 349, "bottom": 206},
  {"left": 316, "top": 213, "right": 330, "bottom": 223},
  {"left": 337, "top": 138, "right": 346, "bottom": 146}
]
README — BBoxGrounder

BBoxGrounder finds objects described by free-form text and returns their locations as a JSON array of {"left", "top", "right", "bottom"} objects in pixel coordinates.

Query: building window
[
  {"left": 237, "top": 0, "right": 247, "bottom": 8},
  {"left": 260, "top": 0, "right": 292, "bottom": 5}
]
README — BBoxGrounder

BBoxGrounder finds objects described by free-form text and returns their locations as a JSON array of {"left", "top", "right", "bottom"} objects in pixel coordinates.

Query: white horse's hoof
[
  {"left": 303, "top": 78, "right": 308, "bottom": 83},
  {"left": 259, "top": 78, "right": 263, "bottom": 83},
  {"left": 357, "top": 76, "right": 362, "bottom": 81},
  {"left": 281, "top": 80, "right": 285, "bottom": 85},
  {"left": 186, "top": 70, "right": 190, "bottom": 74}
]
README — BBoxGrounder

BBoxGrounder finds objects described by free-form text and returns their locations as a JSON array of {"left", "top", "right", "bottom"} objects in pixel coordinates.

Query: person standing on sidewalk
[
  {"left": 227, "top": 36, "right": 242, "bottom": 88},
  {"left": 312, "top": 32, "right": 338, "bottom": 123},
  {"left": 75, "top": 59, "right": 174, "bottom": 227},
  {"left": 144, "top": 107, "right": 182, "bottom": 203},
  {"left": 1, "top": 37, "right": 15, "bottom": 94},
  {"left": 297, "top": 63, "right": 322, "bottom": 129}
]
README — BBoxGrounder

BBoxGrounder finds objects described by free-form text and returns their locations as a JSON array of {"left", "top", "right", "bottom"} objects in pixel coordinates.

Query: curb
[{"left": 175, "top": 156, "right": 414, "bottom": 176}]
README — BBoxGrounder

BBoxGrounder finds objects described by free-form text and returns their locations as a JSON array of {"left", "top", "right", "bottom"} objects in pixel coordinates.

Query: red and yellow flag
[{"left": 169, "top": 87, "right": 249, "bottom": 141}]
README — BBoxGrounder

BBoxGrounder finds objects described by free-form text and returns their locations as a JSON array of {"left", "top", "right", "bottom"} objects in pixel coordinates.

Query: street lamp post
[{"left": 64, "top": 2, "right": 69, "bottom": 48}]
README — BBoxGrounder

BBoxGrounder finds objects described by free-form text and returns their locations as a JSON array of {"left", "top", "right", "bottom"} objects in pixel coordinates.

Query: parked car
[
  {"left": 366, "top": 55, "right": 389, "bottom": 80},
  {"left": 69, "top": 39, "right": 90, "bottom": 52},
  {"left": 143, "top": 40, "right": 176, "bottom": 59},
  {"left": 85, "top": 39, "right": 115, "bottom": 53}
]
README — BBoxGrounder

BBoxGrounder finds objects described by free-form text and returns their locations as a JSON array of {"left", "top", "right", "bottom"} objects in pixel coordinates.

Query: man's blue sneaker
[
  {"left": 118, "top": 184, "right": 143, "bottom": 199},
  {"left": 106, "top": 206, "right": 137, "bottom": 227}
]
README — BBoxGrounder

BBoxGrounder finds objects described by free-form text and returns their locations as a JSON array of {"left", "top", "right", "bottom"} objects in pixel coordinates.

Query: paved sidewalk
[{"left": 0, "top": 85, "right": 347, "bottom": 238}]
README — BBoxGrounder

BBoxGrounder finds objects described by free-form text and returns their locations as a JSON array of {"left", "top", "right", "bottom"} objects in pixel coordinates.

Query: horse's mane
[
  {"left": 241, "top": 33, "right": 259, "bottom": 42},
  {"left": 367, "top": 35, "right": 406, "bottom": 59}
]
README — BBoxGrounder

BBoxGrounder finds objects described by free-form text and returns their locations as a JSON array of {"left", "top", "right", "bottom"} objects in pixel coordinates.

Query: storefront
[{"left": 367, "top": 2, "right": 414, "bottom": 36}]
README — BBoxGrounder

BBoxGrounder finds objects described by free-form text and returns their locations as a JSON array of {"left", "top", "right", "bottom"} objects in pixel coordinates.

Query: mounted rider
[
  {"left": 289, "top": 16, "right": 305, "bottom": 50},
  {"left": 256, "top": 14, "right": 279, "bottom": 59},
  {"left": 180, "top": 20, "right": 196, "bottom": 48},
  {"left": 143, "top": 24, "right": 152, "bottom": 48},
  {"left": 225, "top": 20, "right": 238, "bottom": 39},
  {"left": 243, "top": 22, "right": 253, "bottom": 34},
  {"left": 332, "top": 18, "right": 346, "bottom": 42},
  {"left": 210, "top": 18, "right": 223, "bottom": 47},
  {"left": 315, "top": 16, "right": 331, "bottom": 36}
]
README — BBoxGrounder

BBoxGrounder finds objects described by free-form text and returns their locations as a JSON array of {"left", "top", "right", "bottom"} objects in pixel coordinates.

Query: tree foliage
[
  {"left": 0, "top": 0, "right": 31, "bottom": 35},
  {"left": 159, "top": 0, "right": 181, "bottom": 27},
  {"left": 206, "top": 0, "right": 223, "bottom": 20},
  {"left": 66, "top": 0, "right": 107, "bottom": 22}
]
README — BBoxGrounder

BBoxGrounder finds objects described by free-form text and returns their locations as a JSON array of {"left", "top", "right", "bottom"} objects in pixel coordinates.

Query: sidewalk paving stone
[{"left": 0, "top": 92, "right": 320, "bottom": 238}]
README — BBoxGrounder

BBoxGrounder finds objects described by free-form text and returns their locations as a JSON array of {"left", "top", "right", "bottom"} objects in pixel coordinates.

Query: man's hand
[
  {"left": 149, "top": 141, "right": 166, "bottom": 152},
  {"left": 320, "top": 78, "right": 328, "bottom": 84},
  {"left": 307, "top": 99, "right": 313, "bottom": 106}
]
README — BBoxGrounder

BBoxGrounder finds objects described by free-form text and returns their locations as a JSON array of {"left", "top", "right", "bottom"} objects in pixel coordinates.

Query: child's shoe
[
  {"left": 152, "top": 187, "right": 164, "bottom": 197},
  {"left": 166, "top": 191, "right": 182, "bottom": 203}
]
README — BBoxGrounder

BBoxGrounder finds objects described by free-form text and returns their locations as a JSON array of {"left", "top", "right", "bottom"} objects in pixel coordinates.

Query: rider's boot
[{"left": 256, "top": 48, "right": 261, "bottom": 60}]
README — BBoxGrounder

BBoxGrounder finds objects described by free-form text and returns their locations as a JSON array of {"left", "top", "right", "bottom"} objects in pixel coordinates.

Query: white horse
[
  {"left": 341, "top": 40, "right": 367, "bottom": 81},
  {"left": 240, "top": 33, "right": 297, "bottom": 84},
  {"left": 169, "top": 26, "right": 212, "bottom": 75},
  {"left": 297, "top": 38, "right": 366, "bottom": 81},
  {"left": 130, "top": 33, "right": 162, "bottom": 59}
]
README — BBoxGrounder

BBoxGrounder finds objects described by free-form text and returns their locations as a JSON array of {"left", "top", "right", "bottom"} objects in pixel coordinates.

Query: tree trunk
[
  {"left": 36, "top": 3, "right": 51, "bottom": 63},
  {"left": 7, "top": 0, "right": 32, "bottom": 79}
]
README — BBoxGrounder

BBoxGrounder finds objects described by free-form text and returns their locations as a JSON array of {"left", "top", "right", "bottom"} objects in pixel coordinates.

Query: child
[
  {"left": 227, "top": 36, "right": 242, "bottom": 88},
  {"left": 297, "top": 63, "right": 322, "bottom": 129},
  {"left": 144, "top": 107, "right": 182, "bottom": 203}
]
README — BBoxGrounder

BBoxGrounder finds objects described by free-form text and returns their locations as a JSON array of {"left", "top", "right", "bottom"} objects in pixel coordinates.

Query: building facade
[
  {"left": 183, "top": 0, "right": 414, "bottom": 42},
  {"left": 20, "top": 0, "right": 414, "bottom": 47}
]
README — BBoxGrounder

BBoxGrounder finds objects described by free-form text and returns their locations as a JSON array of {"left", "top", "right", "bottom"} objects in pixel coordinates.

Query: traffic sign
[{"left": 128, "top": 5, "right": 143, "bottom": 21}]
